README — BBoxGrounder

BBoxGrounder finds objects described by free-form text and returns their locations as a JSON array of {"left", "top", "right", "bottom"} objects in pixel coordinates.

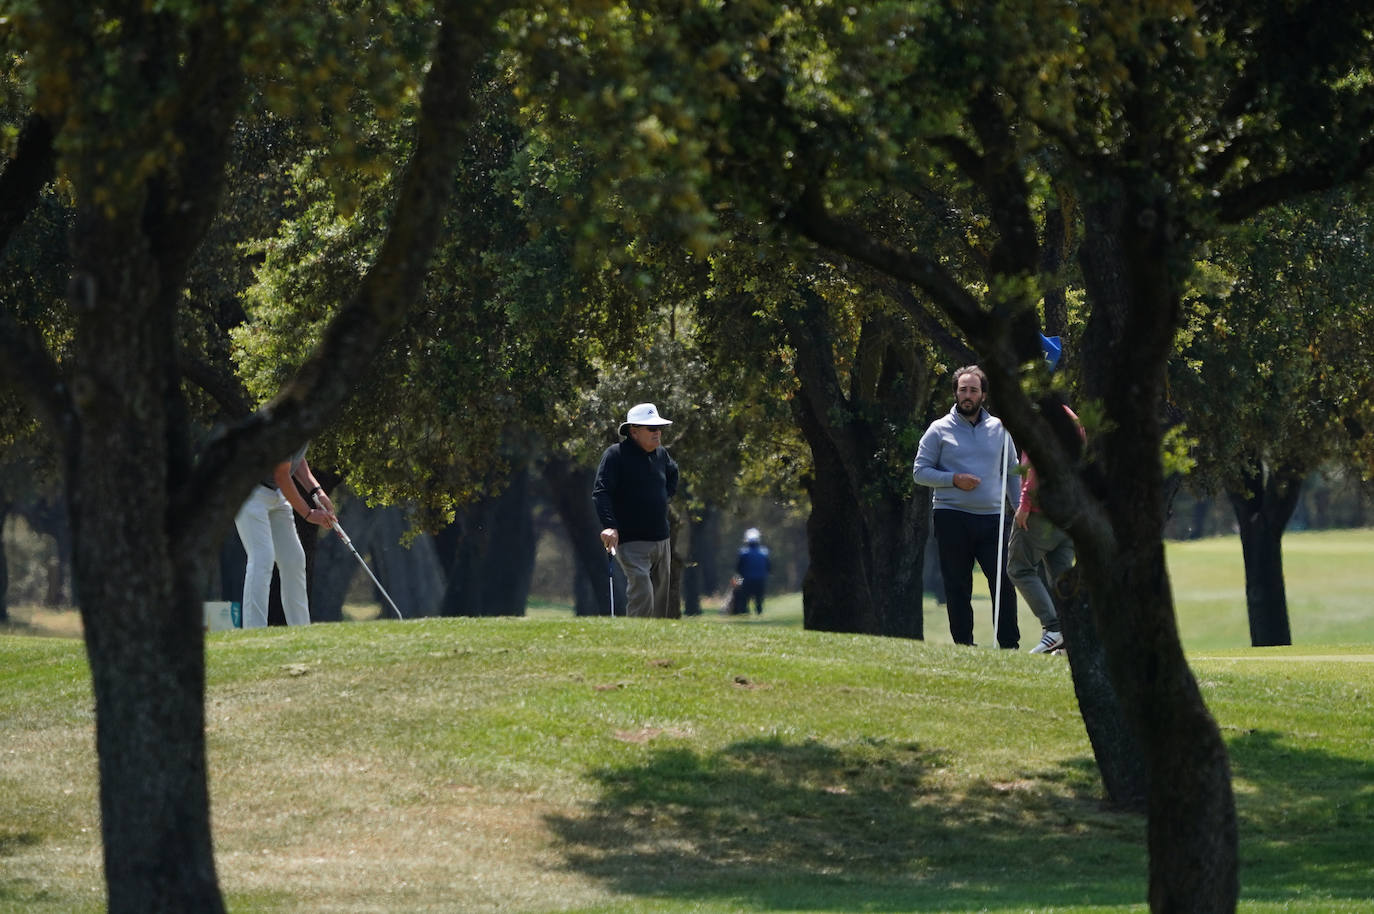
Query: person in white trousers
[{"left": 235, "top": 444, "right": 337, "bottom": 628}]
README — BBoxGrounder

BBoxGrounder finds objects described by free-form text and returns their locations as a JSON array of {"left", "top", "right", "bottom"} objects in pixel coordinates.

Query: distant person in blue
[
  {"left": 594, "top": 403, "right": 680, "bottom": 618},
  {"left": 735, "top": 528, "right": 771, "bottom": 615}
]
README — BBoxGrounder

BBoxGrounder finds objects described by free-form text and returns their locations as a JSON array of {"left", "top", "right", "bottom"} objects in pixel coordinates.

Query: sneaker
[{"left": 1029, "top": 630, "right": 1065, "bottom": 654}]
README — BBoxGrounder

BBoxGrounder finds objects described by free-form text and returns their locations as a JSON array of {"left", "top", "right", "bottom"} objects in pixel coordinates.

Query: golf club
[
  {"left": 607, "top": 547, "right": 616, "bottom": 617},
  {"left": 313, "top": 494, "right": 403, "bottom": 620}
]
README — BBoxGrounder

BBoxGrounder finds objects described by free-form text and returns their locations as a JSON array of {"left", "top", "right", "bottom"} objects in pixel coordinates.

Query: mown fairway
[{"left": 2, "top": 530, "right": 1372, "bottom": 912}]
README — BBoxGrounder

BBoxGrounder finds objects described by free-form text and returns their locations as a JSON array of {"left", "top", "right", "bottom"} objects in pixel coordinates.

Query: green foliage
[
  {"left": 3, "top": 0, "right": 436, "bottom": 212},
  {"left": 1174, "top": 186, "right": 1374, "bottom": 492}
]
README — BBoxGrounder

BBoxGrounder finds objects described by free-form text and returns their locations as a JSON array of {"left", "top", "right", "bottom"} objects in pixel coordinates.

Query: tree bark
[
  {"left": 312, "top": 497, "right": 444, "bottom": 620},
  {"left": 667, "top": 501, "right": 687, "bottom": 619},
  {"left": 783, "top": 292, "right": 928, "bottom": 638},
  {"left": 0, "top": 499, "right": 11, "bottom": 623},
  {"left": 438, "top": 464, "right": 536, "bottom": 617},
  {"left": 66, "top": 200, "right": 227, "bottom": 912},
  {"left": 541, "top": 455, "right": 624, "bottom": 616},
  {"left": 683, "top": 501, "right": 721, "bottom": 615},
  {"left": 1074, "top": 191, "right": 1238, "bottom": 911},
  {"left": 1053, "top": 566, "right": 1148, "bottom": 812},
  {"left": 1228, "top": 461, "right": 1302, "bottom": 647}
]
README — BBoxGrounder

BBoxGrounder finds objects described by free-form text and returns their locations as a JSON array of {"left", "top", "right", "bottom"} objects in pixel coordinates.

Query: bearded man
[{"left": 913, "top": 366, "right": 1020, "bottom": 648}]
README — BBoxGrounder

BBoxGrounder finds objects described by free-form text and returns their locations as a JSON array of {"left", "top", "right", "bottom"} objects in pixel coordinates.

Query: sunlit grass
[
  {"left": 3, "top": 529, "right": 1372, "bottom": 910},
  {"left": 3, "top": 609, "right": 1372, "bottom": 912}
]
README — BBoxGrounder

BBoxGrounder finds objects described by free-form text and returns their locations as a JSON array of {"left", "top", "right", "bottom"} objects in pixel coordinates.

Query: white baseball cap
[{"left": 619, "top": 402, "right": 673, "bottom": 436}]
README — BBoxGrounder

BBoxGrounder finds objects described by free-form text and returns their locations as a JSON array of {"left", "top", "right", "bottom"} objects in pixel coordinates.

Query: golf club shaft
[
  {"left": 607, "top": 547, "right": 616, "bottom": 617},
  {"left": 314, "top": 495, "right": 404, "bottom": 620}
]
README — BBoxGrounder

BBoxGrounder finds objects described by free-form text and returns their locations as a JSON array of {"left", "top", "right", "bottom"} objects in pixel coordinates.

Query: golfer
[
  {"left": 735, "top": 527, "right": 771, "bottom": 615},
  {"left": 593, "top": 403, "right": 680, "bottom": 618},
  {"left": 914, "top": 365, "right": 1020, "bottom": 648},
  {"left": 1009, "top": 396, "right": 1083, "bottom": 654},
  {"left": 235, "top": 443, "right": 336, "bottom": 628}
]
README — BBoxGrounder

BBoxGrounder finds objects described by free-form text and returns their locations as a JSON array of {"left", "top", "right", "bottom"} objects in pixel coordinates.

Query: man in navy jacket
[
  {"left": 594, "top": 403, "right": 680, "bottom": 618},
  {"left": 735, "top": 528, "right": 771, "bottom": 615}
]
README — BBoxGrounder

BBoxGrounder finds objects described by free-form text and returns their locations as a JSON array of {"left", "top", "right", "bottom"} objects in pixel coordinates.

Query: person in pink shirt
[{"left": 1007, "top": 401, "right": 1081, "bottom": 654}]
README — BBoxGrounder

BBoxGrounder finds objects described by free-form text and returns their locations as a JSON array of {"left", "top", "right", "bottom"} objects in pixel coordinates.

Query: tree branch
[
  {"left": 0, "top": 306, "right": 70, "bottom": 432},
  {"left": 178, "top": 353, "right": 253, "bottom": 420},
  {"left": 184, "top": 0, "right": 504, "bottom": 539},
  {"left": 785, "top": 184, "right": 990, "bottom": 340},
  {"left": 147, "top": 9, "right": 247, "bottom": 287},
  {"left": 881, "top": 280, "right": 975, "bottom": 366},
  {"left": 1214, "top": 132, "right": 1374, "bottom": 224}
]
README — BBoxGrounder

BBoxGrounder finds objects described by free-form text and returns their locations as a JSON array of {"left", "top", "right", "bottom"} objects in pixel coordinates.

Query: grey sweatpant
[{"left": 1006, "top": 513, "right": 1074, "bottom": 630}]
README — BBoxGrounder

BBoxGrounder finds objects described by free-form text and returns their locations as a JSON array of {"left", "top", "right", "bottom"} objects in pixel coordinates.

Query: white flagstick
[{"left": 993, "top": 428, "right": 1010, "bottom": 643}]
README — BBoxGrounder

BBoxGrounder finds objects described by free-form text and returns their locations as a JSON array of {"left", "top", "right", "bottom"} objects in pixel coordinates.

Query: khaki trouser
[{"left": 616, "top": 539, "right": 672, "bottom": 618}]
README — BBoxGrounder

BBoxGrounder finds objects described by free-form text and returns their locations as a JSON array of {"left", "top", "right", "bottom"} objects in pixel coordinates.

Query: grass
[{"left": 2, "top": 530, "right": 1373, "bottom": 912}]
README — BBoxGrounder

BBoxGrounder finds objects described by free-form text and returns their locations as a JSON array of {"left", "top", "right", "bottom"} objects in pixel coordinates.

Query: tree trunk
[
  {"left": 1053, "top": 566, "right": 1148, "bottom": 811},
  {"left": 682, "top": 499, "right": 721, "bottom": 616},
  {"left": 1081, "top": 539, "right": 1236, "bottom": 912},
  {"left": 369, "top": 513, "right": 445, "bottom": 619},
  {"left": 482, "top": 465, "right": 536, "bottom": 615},
  {"left": 438, "top": 465, "right": 536, "bottom": 616},
  {"left": 314, "top": 499, "right": 445, "bottom": 620},
  {"left": 667, "top": 501, "right": 686, "bottom": 619},
  {"left": 20, "top": 497, "right": 72, "bottom": 607},
  {"left": 541, "top": 456, "right": 624, "bottom": 616},
  {"left": 1074, "top": 190, "right": 1238, "bottom": 911},
  {"left": 67, "top": 219, "right": 225, "bottom": 912},
  {"left": 0, "top": 499, "right": 11, "bottom": 623},
  {"left": 797, "top": 436, "right": 877, "bottom": 633},
  {"left": 306, "top": 516, "right": 351, "bottom": 622},
  {"left": 783, "top": 293, "right": 928, "bottom": 638},
  {"left": 1228, "top": 462, "right": 1302, "bottom": 647}
]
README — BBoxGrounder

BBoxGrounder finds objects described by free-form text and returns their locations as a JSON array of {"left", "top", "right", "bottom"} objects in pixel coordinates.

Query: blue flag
[{"left": 1039, "top": 334, "right": 1063, "bottom": 373}]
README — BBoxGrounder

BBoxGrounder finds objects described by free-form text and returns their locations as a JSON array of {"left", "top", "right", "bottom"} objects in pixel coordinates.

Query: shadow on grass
[
  {"left": 547, "top": 731, "right": 1374, "bottom": 911},
  {"left": 546, "top": 738, "right": 1144, "bottom": 911},
  {"left": 1229, "top": 729, "right": 1374, "bottom": 903}
]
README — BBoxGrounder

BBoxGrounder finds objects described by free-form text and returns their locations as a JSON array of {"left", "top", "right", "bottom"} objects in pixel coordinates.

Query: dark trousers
[
  {"left": 933, "top": 509, "right": 1020, "bottom": 648},
  {"left": 738, "top": 578, "right": 766, "bottom": 614}
]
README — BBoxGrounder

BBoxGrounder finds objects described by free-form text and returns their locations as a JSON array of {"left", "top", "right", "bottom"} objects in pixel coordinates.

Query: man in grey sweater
[{"left": 913, "top": 366, "right": 1020, "bottom": 648}]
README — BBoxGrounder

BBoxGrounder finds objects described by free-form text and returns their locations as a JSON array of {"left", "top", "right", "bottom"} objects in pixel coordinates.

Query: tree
[
  {"left": 701, "top": 250, "right": 940, "bottom": 637},
  {"left": 508, "top": 2, "right": 1374, "bottom": 909},
  {"left": 1173, "top": 187, "right": 1374, "bottom": 645},
  {"left": 784, "top": 7, "right": 1374, "bottom": 909},
  {"left": 0, "top": 2, "right": 508, "bottom": 908}
]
